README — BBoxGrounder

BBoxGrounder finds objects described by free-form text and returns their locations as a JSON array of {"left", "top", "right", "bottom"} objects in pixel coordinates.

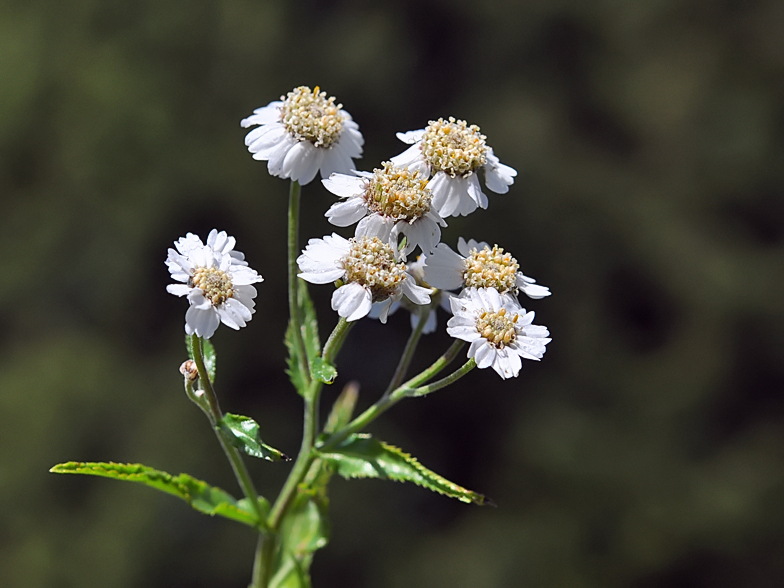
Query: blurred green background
[{"left": 2, "top": 0, "right": 784, "bottom": 586}]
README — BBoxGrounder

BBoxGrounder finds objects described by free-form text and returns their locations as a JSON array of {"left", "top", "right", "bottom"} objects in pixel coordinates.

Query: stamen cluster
[
  {"left": 475, "top": 307, "right": 518, "bottom": 349},
  {"left": 364, "top": 162, "right": 433, "bottom": 222},
  {"left": 421, "top": 117, "right": 488, "bottom": 177},
  {"left": 463, "top": 245, "right": 520, "bottom": 293},
  {"left": 191, "top": 266, "right": 234, "bottom": 305},
  {"left": 280, "top": 86, "right": 344, "bottom": 148},
  {"left": 343, "top": 236, "right": 407, "bottom": 301}
]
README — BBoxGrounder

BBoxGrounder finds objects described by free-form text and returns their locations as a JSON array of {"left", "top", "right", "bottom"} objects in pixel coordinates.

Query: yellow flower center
[
  {"left": 420, "top": 117, "right": 488, "bottom": 177},
  {"left": 280, "top": 86, "right": 344, "bottom": 148},
  {"left": 365, "top": 162, "right": 433, "bottom": 222},
  {"left": 463, "top": 245, "right": 519, "bottom": 293},
  {"left": 476, "top": 307, "right": 518, "bottom": 349},
  {"left": 342, "top": 236, "right": 407, "bottom": 301},
  {"left": 190, "top": 266, "right": 234, "bottom": 305}
]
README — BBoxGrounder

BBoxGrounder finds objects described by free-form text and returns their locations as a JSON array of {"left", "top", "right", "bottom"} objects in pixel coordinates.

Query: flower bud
[{"left": 180, "top": 359, "right": 199, "bottom": 382}]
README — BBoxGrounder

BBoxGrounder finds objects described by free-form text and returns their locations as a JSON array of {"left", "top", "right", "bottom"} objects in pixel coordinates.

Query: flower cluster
[{"left": 167, "top": 86, "right": 551, "bottom": 379}]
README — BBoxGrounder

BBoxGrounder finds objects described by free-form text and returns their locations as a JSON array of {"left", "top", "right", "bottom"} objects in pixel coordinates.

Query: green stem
[
  {"left": 189, "top": 335, "right": 268, "bottom": 532},
  {"left": 287, "top": 180, "right": 309, "bottom": 381},
  {"left": 320, "top": 340, "right": 467, "bottom": 451},
  {"left": 407, "top": 358, "right": 476, "bottom": 396},
  {"left": 383, "top": 307, "right": 428, "bottom": 397},
  {"left": 267, "top": 317, "right": 353, "bottom": 530}
]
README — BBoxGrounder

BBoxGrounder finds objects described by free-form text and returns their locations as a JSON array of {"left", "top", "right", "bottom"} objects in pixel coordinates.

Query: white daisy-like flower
[
  {"left": 323, "top": 162, "right": 446, "bottom": 258},
  {"left": 241, "top": 86, "right": 364, "bottom": 185},
  {"left": 166, "top": 230, "right": 263, "bottom": 339},
  {"left": 297, "top": 234, "right": 431, "bottom": 322},
  {"left": 447, "top": 288, "right": 550, "bottom": 379},
  {"left": 391, "top": 117, "right": 517, "bottom": 217},
  {"left": 424, "top": 237, "right": 550, "bottom": 300},
  {"left": 368, "top": 254, "right": 454, "bottom": 334}
]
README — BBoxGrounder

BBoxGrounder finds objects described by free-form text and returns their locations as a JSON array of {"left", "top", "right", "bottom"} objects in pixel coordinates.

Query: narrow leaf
[
  {"left": 316, "top": 434, "right": 489, "bottom": 505},
  {"left": 324, "top": 382, "right": 359, "bottom": 434},
  {"left": 219, "top": 413, "right": 290, "bottom": 462},
  {"left": 311, "top": 357, "right": 337, "bottom": 385},
  {"left": 50, "top": 461, "right": 268, "bottom": 527}
]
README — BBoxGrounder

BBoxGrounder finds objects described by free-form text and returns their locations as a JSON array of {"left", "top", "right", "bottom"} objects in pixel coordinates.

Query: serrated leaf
[
  {"left": 285, "top": 281, "right": 321, "bottom": 397},
  {"left": 185, "top": 336, "right": 216, "bottom": 383},
  {"left": 324, "top": 382, "right": 359, "bottom": 434},
  {"left": 316, "top": 434, "right": 489, "bottom": 505},
  {"left": 271, "top": 488, "right": 328, "bottom": 588},
  {"left": 310, "top": 357, "right": 337, "bottom": 385},
  {"left": 219, "top": 413, "right": 290, "bottom": 462},
  {"left": 50, "top": 461, "right": 268, "bottom": 528}
]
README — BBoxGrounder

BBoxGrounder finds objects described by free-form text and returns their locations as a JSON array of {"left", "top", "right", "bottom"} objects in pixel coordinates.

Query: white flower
[
  {"left": 166, "top": 230, "right": 263, "bottom": 339},
  {"left": 447, "top": 288, "right": 550, "bottom": 379},
  {"left": 391, "top": 117, "right": 517, "bottom": 217},
  {"left": 241, "top": 86, "right": 364, "bottom": 185},
  {"left": 424, "top": 237, "right": 550, "bottom": 300},
  {"left": 323, "top": 162, "right": 446, "bottom": 258},
  {"left": 297, "top": 234, "right": 431, "bottom": 322},
  {"left": 367, "top": 255, "right": 454, "bottom": 333}
]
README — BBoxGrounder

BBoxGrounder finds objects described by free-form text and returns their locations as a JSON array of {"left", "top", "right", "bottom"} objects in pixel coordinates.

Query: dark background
[{"left": 2, "top": 0, "right": 784, "bottom": 586}]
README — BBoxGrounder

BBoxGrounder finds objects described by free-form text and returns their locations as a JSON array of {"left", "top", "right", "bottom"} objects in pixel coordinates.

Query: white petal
[
  {"left": 240, "top": 104, "right": 282, "bottom": 128},
  {"left": 185, "top": 306, "right": 220, "bottom": 339},
  {"left": 322, "top": 173, "right": 365, "bottom": 197},
  {"left": 518, "top": 277, "right": 551, "bottom": 299},
  {"left": 391, "top": 142, "right": 425, "bottom": 169},
  {"left": 167, "top": 284, "right": 192, "bottom": 297},
  {"left": 266, "top": 136, "right": 296, "bottom": 176},
  {"left": 297, "top": 149, "right": 323, "bottom": 186},
  {"left": 325, "top": 197, "right": 368, "bottom": 227},
  {"left": 356, "top": 215, "right": 394, "bottom": 243},
  {"left": 423, "top": 243, "right": 465, "bottom": 290},
  {"left": 474, "top": 342, "right": 497, "bottom": 369},
  {"left": 298, "top": 268, "right": 346, "bottom": 284},
  {"left": 402, "top": 276, "right": 431, "bottom": 305},
  {"left": 331, "top": 282, "right": 373, "bottom": 321},
  {"left": 484, "top": 149, "right": 517, "bottom": 194},
  {"left": 492, "top": 348, "right": 521, "bottom": 379},
  {"left": 280, "top": 141, "right": 314, "bottom": 181},
  {"left": 320, "top": 144, "right": 355, "bottom": 179},
  {"left": 395, "top": 129, "right": 426, "bottom": 144}
]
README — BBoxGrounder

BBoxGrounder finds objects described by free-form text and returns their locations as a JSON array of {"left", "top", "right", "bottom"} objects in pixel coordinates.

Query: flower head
[
  {"left": 424, "top": 237, "right": 550, "bottom": 300},
  {"left": 391, "top": 117, "right": 517, "bottom": 217},
  {"left": 447, "top": 288, "right": 550, "bottom": 379},
  {"left": 323, "top": 162, "right": 446, "bottom": 258},
  {"left": 297, "top": 234, "right": 430, "bottom": 322},
  {"left": 241, "top": 86, "right": 364, "bottom": 185},
  {"left": 166, "top": 230, "right": 263, "bottom": 339}
]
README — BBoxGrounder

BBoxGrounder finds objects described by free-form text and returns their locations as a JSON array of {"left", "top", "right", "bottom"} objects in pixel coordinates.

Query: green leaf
[
  {"left": 285, "top": 281, "right": 321, "bottom": 397},
  {"left": 201, "top": 338, "right": 217, "bottom": 383},
  {"left": 219, "top": 413, "right": 290, "bottom": 462},
  {"left": 270, "top": 488, "right": 328, "bottom": 588},
  {"left": 310, "top": 357, "right": 337, "bottom": 385},
  {"left": 324, "top": 381, "right": 359, "bottom": 434},
  {"left": 50, "top": 461, "right": 268, "bottom": 528},
  {"left": 185, "top": 336, "right": 216, "bottom": 383},
  {"left": 316, "top": 434, "right": 489, "bottom": 505}
]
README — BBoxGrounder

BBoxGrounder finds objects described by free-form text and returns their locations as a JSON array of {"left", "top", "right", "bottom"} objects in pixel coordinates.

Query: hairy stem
[
  {"left": 190, "top": 335, "right": 268, "bottom": 533},
  {"left": 287, "top": 180, "right": 310, "bottom": 381},
  {"left": 383, "top": 307, "right": 428, "bottom": 397},
  {"left": 320, "top": 339, "right": 467, "bottom": 450}
]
